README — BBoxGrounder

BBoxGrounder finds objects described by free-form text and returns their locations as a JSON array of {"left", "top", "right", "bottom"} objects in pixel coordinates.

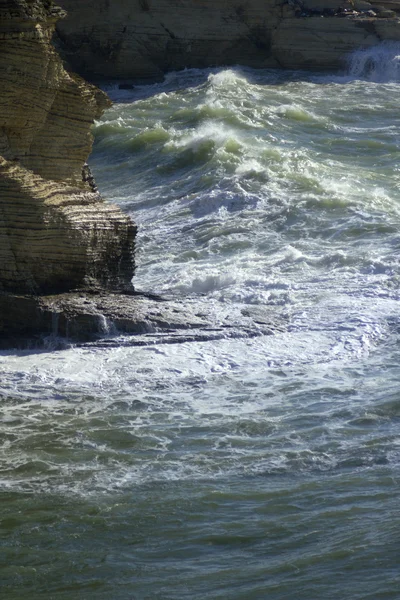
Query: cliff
[
  {"left": 55, "top": 0, "right": 281, "bottom": 81},
  {"left": 0, "top": 0, "right": 136, "bottom": 296},
  {"left": 0, "top": 0, "right": 286, "bottom": 346},
  {"left": 55, "top": 0, "right": 400, "bottom": 80}
]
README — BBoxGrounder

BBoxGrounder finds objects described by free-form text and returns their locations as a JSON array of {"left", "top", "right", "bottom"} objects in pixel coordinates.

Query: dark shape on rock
[{"left": 82, "top": 162, "right": 98, "bottom": 192}]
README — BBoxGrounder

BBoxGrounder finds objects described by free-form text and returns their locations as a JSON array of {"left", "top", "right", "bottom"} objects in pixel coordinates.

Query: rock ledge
[{"left": 0, "top": 292, "right": 285, "bottom": 348}]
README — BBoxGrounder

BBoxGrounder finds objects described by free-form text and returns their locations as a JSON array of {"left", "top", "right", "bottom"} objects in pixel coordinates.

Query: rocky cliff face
[
  {"left": 0, "top": 0, "right": 136, "bottom": 295},
  {"left": 0, "top": 1, "right": 290, "bottom": 346},
  {"left": 55, "top": 0, "right": 281, "bottom": 81},
  {"left": 55, "top": 0, "right": 400, "bottom": 80}
]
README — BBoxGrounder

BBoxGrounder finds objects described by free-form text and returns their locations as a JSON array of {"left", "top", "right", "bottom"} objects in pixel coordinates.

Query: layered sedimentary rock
[
  {"left": 55, "top": 0, "right": 281, "bottom": 80},
  {"left": 0, "top": 0, "right": 136, "bottom": 296},
  {"left": 0, "top": 290, "right": 285, "bottom": 346},
  {"left": 0, "top": 158, "right": 135, "bottom": 293},
  {"left": 55, "top": 0, "right": 400, "bottom": 80},
  {"left": 271, "top": 16, "right": 380, "bottom": 70}
]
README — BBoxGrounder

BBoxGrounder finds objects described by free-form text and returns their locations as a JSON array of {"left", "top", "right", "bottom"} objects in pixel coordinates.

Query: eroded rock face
[
  {"left": 271, "top": 16, "right": 381, "bottom": 70},
  {"left": 0, "top": 290, "right": 285, "bottom": 347},
  {"left": 55, "top": 0, "right": 282, "bottom": 80},
  {"left": 0, "top": 0, "right": 136, "bottom": 294},
  {"left": 0, "top": 158, "right": 136, "bottom": 293},
  {"left": 55, "top": 0, "right": 400, "bottom": 80}
]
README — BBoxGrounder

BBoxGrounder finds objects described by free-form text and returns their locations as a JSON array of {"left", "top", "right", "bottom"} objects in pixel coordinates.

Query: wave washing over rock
[
  {"left": 348, "top": 39, "right": 400, "bottom": 80},
  {"left": 3, "top": 0, "right": 400, "bottom": 345}
]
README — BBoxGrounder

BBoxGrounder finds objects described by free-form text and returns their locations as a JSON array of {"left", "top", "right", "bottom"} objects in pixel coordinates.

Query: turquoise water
[{"left": 1, "top": 45, "right": 400, "bottom": 598}]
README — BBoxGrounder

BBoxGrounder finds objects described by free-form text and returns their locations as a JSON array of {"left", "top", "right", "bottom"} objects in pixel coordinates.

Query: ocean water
[{"left": 1, "top": 44, "right": 400, "bottom": 599}]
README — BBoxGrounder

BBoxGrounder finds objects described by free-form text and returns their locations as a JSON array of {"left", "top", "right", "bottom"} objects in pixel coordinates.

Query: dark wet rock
[
  {"left": 0, "top": 291, "right": 287, "bottom": 349},
  {"left": 374, "top": 8, "right": 396, "bottom": 16},
  {"left": 241, "top": 306, "right": 281, "bottom": 327}
]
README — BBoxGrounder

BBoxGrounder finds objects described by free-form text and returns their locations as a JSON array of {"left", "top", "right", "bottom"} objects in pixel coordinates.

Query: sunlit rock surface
[
  {"left": 0, "top": 0, "right": 137, "bottom": 297},
  {"left": 0, "top": 158, "right": 136, "bottom": 294}
]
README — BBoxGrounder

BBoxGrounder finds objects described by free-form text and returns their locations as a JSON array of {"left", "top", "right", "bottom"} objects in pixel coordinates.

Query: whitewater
[{"left": 1, "top": 44, "right": 400, "bottom": 599}]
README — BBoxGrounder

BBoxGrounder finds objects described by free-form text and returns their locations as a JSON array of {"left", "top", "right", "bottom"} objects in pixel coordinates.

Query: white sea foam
[
  {"left": 2, "top": 62, "right": 400, "bottom": 500},
  {"left": 348, "top": 42, "right": 400, "bottom": 82}
]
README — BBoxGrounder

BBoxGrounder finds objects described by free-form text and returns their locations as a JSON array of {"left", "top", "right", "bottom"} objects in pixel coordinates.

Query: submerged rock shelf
[{"left": 0, "top": 291, "right": 286, "bottom": 348}]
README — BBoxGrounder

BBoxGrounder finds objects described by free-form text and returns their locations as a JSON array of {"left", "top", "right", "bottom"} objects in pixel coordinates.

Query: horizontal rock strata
[
  {"left": 0, "top": 291, "right": 285, "bottom": 347},
  {"left": 271, "top": 16, "right": 381, "bottom": 70},
  {"left": 55, "top": 0, "right": 400, "bottom": 80},
  {"left": 0, "top": 158, "right": 136, "bottom": 293},
  {"left": 55, "top": 0, "right": 281, "bottom": 81},
  {"left": 0, "top": 0, "right": 137, "bottom": 297}
]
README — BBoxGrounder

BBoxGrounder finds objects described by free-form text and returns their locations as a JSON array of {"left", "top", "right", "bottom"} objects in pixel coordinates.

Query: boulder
[{"left": 0, "top": 158, "right": 136, "bottom": 294}]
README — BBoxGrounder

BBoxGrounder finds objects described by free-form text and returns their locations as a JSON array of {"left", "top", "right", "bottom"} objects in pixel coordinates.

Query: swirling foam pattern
[{"left": 2, "top": 48, "right": 400, "bottom": 599}]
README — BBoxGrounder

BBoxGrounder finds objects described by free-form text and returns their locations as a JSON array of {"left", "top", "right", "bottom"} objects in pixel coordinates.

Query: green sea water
[{"left": 1, "top": 44, "right": 400, "bottom": 599}]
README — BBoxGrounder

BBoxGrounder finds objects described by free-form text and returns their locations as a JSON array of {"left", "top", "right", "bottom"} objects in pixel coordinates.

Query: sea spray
[{"left": 347, "top": 41, "right": 400, "bottom": 82}]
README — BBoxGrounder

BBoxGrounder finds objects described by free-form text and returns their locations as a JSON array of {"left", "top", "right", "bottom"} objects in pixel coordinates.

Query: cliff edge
[
  {"left": 0, "top": 1, "right": 287, "bottom": 346},
  {"left": 55, "top": 0, "right": 400, "bottom": 81},
  {"left": 0, "top": 0, "right": 137, "bottom": 297}
]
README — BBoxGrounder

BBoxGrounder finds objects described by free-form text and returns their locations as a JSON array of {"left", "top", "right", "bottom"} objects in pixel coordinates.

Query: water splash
[{"left": 348, "top": 42, "right": 400, "bottom": 82}]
